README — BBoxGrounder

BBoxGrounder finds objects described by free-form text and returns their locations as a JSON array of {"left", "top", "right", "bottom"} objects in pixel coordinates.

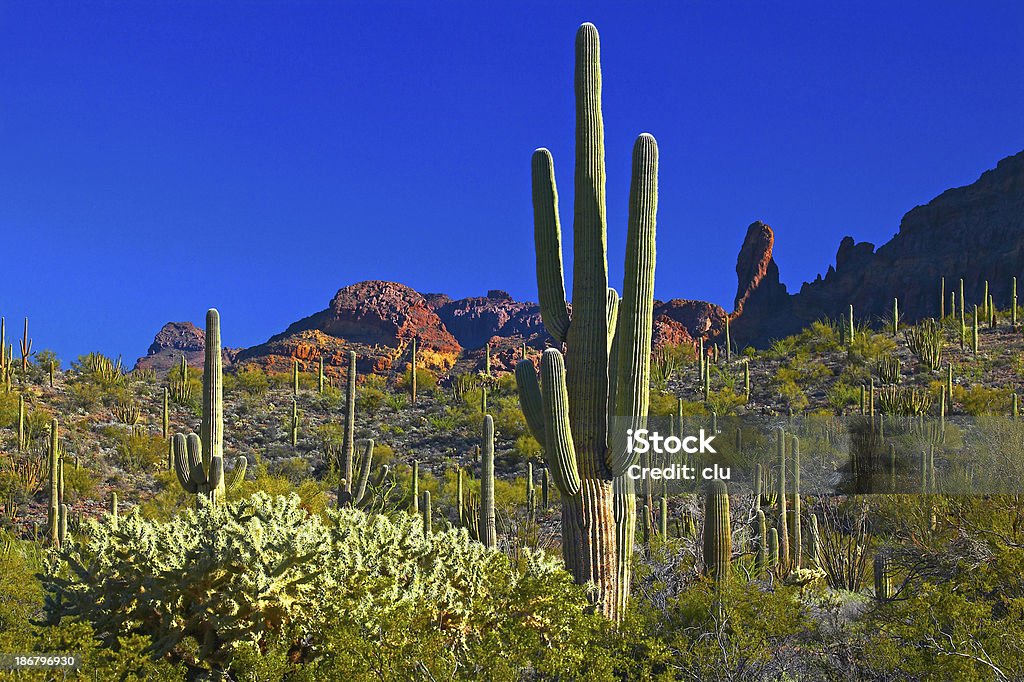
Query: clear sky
[{"left": 3, "top": 2, "right": 1024, "bottom": 363}]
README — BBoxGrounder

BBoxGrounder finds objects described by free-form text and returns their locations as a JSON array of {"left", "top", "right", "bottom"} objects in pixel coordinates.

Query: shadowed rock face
[
  {"left": 652, "top": 299, "right": 728, "bottom": 349},
  {"left": 136, "top": 322, "right": 238, "bottom": 373},
  {"left": 731, "top": 149, "right": 1024, "bottom": 347},
  {"left": 427, "top": 289, "right": 547, "bottom": 351}
]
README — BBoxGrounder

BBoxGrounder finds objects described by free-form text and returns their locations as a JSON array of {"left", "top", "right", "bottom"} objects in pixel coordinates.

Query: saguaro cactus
[
  {"left": 702, "top": 479, "right": 731, "bottom": 582},
  {"left": 479, "top": 415, "right": 497, "bottom": 548},
  {"left": 792, "top": 434, "right": 802, "bottom": 569},
  {"left": 48, "top": 418, "right": 59, "bottom": 546},
  {"left": 514, "top": 22, "right": 658, "bottom": 621},
  {"left": 776, "top": 429, "right": 790, "bottom": 571},
  {"left": 172, "top": 309, "right": 245, "bottom": 505},
  {"left": 339, "top": 350, "right": 357, "bottom": 506}
]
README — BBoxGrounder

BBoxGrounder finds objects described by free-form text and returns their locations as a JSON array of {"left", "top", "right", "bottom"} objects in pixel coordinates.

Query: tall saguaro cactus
[
  {"left": 515, "top": 22, "right": 658, "bottom": 620},
  {"left": 172, "top": 309, "right": 246, "bottom": 505},
  {"left": 479, "top": 415, "right": 497, "bottom": 548}
]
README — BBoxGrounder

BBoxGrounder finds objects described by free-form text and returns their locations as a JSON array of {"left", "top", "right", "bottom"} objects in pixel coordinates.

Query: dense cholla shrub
[{"left": 39, "top": 493, "right": 586, "bottom": 677}]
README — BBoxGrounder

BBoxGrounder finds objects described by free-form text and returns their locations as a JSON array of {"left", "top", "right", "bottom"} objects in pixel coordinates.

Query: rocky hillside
[
  {"left": 732, "top": 149, "right": 1024, "bottom": 346},
  {"left": 136, "top": 282, "right": 728, "bottom": 376}
]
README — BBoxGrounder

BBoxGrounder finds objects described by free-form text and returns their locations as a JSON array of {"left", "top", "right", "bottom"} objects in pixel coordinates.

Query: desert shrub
[
  {"left": 357, "top": 386, "right": 386, "bottom": 416},
  {"left": 398, "top": 366, "right": 438, "bottom": 397},
  {"left": 705, "top": 387, "right": 747, "bottom": 415},
  {"left": 848, "top": 330, "right": 897, "bottom": 365},
  {"left": 826, "top": 381, "right": 860, "bottom": 414},
  {"left": 232, "top": 365, "right": 269, "bottom": 397},
  {"left": 956, "top": 384, "right": 1013, "bottom": 416},
  {"left": 113, "top": 426, "right": 167, "bottom": 472},
  {"left": 40, "top": 493, "right": 595, "bottom": 679},
  {"left": 61, "top": 461, "right": 97, "bottom": 503}
]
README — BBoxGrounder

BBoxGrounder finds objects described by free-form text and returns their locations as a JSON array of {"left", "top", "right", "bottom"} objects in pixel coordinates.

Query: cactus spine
[
  {"left": 515, "top": 23, "right": 658, "bottom": 620},
  {"left": 703, "top": 480, "right": 731, "bottom": 581},
  {"left": 479, "top": 415, "right": 497, "bottom": 548}
]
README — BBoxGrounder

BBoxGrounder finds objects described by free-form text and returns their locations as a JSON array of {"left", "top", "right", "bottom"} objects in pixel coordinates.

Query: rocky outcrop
[
  {"left": 135, "top": 322, "right": 238, "bottom": 373},
  {"left": 429, "top": 289, "right": 547, "bottom": 350},
  {"left": 236, "top": 281, "right": 462, "bottom": 374},
  {"left": 732, "top": 149, "right": 1024, "bottom": 346},
  {"left": 652, "top": 299, "right": 729, "bottom": 349}
]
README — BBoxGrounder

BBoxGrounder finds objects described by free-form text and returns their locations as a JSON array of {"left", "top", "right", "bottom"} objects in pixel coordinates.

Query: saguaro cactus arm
[
  {"left": 539, "top": 350, "right": 581, "bottom": 497},
  {"left": 531, "top": 149, "right": 571, "bottom": 343},
  {"left": 609, "top": 133, "right": 658, "bottom": 476}
]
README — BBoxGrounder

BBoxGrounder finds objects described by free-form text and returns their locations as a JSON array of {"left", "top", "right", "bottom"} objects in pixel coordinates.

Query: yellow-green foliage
[
  {"left": 705, "top": 387, "right": 747, "bottom": 415},
  {"left": 956, "top": 384, "right": 1013, "bottom": 416},
  {"left": 110, "top": 427, "right": 166, "bottom": 472}
]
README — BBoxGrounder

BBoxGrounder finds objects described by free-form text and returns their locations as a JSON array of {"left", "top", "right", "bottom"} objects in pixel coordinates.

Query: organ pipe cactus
[
  {"left": 110, "top": 492, "right": 118, "bottom": 528},
  {"left": 767, "top": 528, "right": 779, "bottom": 569},
  {"left": 702, "top": 480, "right": 731, "bottom": 582},
  {"left": 514, "top": 23, "right": 658, "bottom": 620},
  {"left": 479, "top": 415, "right": 497, "bottom": 548},
  {"left": 318, "top": 356, "right": 325, "bottom": 393},
  {"left": 422, "top": 490, "right": 431, "bottom": 534}
]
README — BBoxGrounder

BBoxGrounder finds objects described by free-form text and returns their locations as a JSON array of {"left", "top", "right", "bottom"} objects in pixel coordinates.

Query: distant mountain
[
  {"left": 731, "top": 149, "right": 1024, "bottom": 345},
  {"left": 136, "top": 148, "right": 1024, "bottom": 369}
]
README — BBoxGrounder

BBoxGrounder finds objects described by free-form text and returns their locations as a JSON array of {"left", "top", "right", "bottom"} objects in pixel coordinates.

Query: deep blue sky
[{"left": 3, "top": 2, "right": 1024, "bottom": 363}]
